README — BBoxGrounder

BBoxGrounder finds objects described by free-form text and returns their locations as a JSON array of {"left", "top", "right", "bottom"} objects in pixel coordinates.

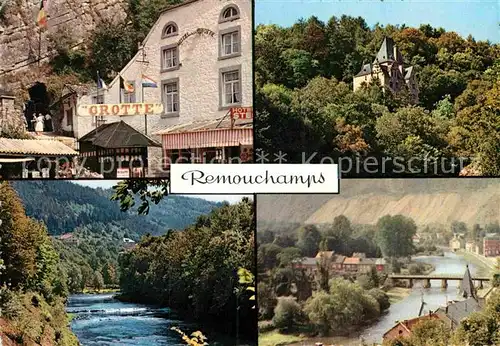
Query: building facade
[
  {"left": 61, "top": 0, "right": 252, "bottom": 175},
  {"left": 483, "top": 236, "right": 500, "bottom": 257},
  {"left": 353, "top": 37, "right": 418, "bottom": 103},
  {"left": 450, "top": 234, "right": 464, "bottom": 251}
]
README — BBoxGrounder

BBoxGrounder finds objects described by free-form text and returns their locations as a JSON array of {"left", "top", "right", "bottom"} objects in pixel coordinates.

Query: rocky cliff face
[
  {"left": 257, "top": 179, "right": 500, "bottom": 229},
  {"left": 0, "top": 0, "right": 128, "bottom": 75}
]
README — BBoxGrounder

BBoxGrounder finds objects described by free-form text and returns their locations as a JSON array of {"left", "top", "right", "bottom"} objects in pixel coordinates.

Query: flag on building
[
  {"left": 119, "top": 74, "right": 135, "bottom": 93},
  {"left": 37, "top": 0, "right": 48, "bottom": 28},
  {"left": 141, "top": 75, "right": 158, "bottom": 88},
  {"left": 97, "top": 71, "right": 108, "bottom": 90}
]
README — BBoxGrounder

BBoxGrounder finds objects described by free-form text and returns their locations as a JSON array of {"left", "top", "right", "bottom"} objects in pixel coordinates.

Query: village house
[
  {"left": 450, "top": 234, "right": 465, "bottom": 251},
  {"left": 57, "top": 0, "right": 252, "bottom": 177},
  {"left": 383, "top": 265, "right": 485, "bottom": 343},
  {"left": 122, "top": 237, "right": 137, "bottom": 250},
  {"left": 353, "top": 37, "right": 418, "bottom": 103},
  {"left": 434, "top": 266, "right": 485, "bottom": 329},
  {"left": 483, "top": 235, "right": 500, "bottom": 257},
  {"left": 59, "top": 233, "right": 79, "bottom": 245},
  {"left": 383, "top": 313, "right": 441, "bottom": 343},
  {"left": 358, "top": 258, "right": 375, "bottom": 273},
  {"left": 375, "top": 258, "right": 387, "bottom": 272},
  {"left": 465, "top": 240, "right": 476, "bottom": 253},
  {"left": 331, "top": 255, "right": 346, "bottom": 271},
  {"left": 293, "top": 257, "right": 317, "bottom": 275}
]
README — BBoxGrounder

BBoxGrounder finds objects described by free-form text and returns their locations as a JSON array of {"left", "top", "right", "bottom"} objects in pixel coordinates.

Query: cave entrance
[{"left": 24, "top": 82, "right": 53, "bottom": 133}]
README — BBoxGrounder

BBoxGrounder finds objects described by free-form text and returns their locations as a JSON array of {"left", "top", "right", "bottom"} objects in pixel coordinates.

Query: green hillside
[{"left": 11, "top": 181, "right": 221, "bottom": 237}]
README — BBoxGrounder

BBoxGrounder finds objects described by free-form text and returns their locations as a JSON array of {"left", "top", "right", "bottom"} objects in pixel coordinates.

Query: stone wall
[
  {"left": 0, "top": 0, "right": 128, "bottom": 75},
  {"left": 0, "top": 94, "right": 26, "bottom": 136}
]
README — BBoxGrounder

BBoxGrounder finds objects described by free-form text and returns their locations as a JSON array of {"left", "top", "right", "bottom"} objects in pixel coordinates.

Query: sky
[
  {"left": 70, "top": 181, "right": 252, "bottom": 204},
  {"left": 255, "top": 0, "right": 500, "bottom": 43}
]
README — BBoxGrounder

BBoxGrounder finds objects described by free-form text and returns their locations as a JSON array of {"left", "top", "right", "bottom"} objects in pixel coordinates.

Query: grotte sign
[{"left": 77, "top": 103, "right": 164, "bottom": 116}]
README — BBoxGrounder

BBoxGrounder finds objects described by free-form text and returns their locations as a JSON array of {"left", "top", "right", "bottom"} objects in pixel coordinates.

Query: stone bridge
[{"left": 388, "top": 274, "right": 490, "bottom": 289}]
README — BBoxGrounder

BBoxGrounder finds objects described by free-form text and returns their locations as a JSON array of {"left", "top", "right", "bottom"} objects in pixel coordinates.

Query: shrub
[{"left": 272, "top": 296, "right": 302, "bottom": 333}]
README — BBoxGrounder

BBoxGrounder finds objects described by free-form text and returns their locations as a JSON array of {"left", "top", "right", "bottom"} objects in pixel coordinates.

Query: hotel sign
[
  {"left": 230, "top": 107, "right": 253, "bottom": 120},
  {"left": 77, "top": 103, "right": 164, "bottom": 117},
  {"left": 177, "top": 28, "right": 215, "bottom": 46}
]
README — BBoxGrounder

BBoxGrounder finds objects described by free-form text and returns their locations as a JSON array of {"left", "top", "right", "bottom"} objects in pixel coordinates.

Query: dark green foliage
[
  {"left": 255, "top": 17, "right": 500, "bottom": 175},
  {"left": 0, "top": 182, "right": 79, "bottom": 345},
  {"left": 12, "top": 181, "right": 220, "bottom": 236},
  {"left": 118, "top": 198, "right": 256, "bottom": 339},
  {"left": 272, "top": 297, "right": 303, "bottom": 332},
  {"left": 376, "top": 215, "right": 417, "bottom": 258}
]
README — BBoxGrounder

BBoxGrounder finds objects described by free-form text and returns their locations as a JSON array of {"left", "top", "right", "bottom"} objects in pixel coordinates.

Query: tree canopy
[{"left": 255, "top": 17, "right": 500, "bottom": 176}]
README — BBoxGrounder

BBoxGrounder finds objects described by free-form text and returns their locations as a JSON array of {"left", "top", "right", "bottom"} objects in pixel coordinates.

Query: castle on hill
[{"left": 353, "top": 37, "right": 419, "bottom": 103}]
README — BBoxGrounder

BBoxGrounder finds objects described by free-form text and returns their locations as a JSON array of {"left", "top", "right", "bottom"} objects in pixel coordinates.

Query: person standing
[{"left": 34, "top": 113, "right": 44, "bottom": 135}]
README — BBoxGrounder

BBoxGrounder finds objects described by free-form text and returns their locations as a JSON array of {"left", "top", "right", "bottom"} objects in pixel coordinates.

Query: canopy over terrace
[
  {"left": 78, "top": 121, "right": 162, "bottom": 178},
  {"left": 0, "top": 138, "right": 78, "bottom": 178},
  {"left": 155, "top": 117, "right": 253, "bottom": 164}
]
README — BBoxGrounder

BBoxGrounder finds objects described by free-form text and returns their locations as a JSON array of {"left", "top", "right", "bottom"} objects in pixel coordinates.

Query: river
[
  {"left": 290, "top": 251, "right": 491, "bottom": 346},
  {"left": 67, "top": 293, "right": 245, "bottom": 345}
]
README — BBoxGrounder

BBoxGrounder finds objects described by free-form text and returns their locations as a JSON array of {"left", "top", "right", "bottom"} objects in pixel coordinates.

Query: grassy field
[{"left": 259, "top": 330, "right": 305, "bottom": 346}]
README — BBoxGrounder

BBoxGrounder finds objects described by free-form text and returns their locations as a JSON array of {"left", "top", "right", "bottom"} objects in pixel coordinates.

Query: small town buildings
[
  {"left": 293, "top": 257, "right": 317, "bottom": 275},
  {"left": 383, "top": 265, "right": 485, "bottom": 343},
  {"left": 59, "top": 233, "right": 79, "bottom": 245},
  {"left": 435, "top": 268, "right": 484, "bottom": 330},
  {"left": 483, "top": 235, "right": 500, "bottom": 257},
  {"left": 358, "top": 258, "right": 375, "bottom": 273},
  {"left": 383, "top": 313, "right": 441, "bottom": 343},
  {"left": 331, "top": 255, "right": 346, "bottom": 271},
  {"left": 353, "top": 37, "right": 418, "bottom": 103},
  {"left": 343, "top": 257, "right": 361, "bottom": 272}
]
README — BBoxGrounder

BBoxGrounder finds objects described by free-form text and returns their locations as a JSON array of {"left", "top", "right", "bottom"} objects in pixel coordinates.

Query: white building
[{"left": 60, "top": 0, "right": 253, "bottom": 176}]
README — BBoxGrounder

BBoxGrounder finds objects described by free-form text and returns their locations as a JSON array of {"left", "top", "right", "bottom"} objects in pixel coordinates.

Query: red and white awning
[{"left": 162, "top": 128, "right": 252, "bottom": 150}]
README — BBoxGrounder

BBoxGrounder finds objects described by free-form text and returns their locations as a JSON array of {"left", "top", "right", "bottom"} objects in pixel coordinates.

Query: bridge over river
[{"left": 389, "top": 273, "right": 490, "bottom": 289}]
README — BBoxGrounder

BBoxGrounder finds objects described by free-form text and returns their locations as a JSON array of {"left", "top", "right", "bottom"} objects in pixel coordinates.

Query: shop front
[
  {"left": 0, "top": 138, "right": 78, "bottom": 179},
  {"left": 156, "top": 116, "right": 253, "bottom": 168},
  {"left": 78, "top": 121, "right": 162, "bottom": 178}
]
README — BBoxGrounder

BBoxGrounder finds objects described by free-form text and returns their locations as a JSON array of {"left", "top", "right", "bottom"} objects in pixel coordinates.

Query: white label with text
[{"left": 170, "top": 164, "right": 339, "bottom": 194}]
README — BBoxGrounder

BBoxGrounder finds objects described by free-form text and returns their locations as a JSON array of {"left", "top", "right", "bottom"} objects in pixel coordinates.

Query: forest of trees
[
  {"left": 118, "top": 198, "right": 257, "bottom": 341},
  {"left": 255, "top": 16, "right": 500, "bottom": 176},
  {"left": 9, "top": 181, "right": 220, "bottom": 295},
  {"left": 0, "top": 182, "right": 78, "bottom": 345},
  {"left": 12, "top": 181, "right": 220, "bottom": 236}
]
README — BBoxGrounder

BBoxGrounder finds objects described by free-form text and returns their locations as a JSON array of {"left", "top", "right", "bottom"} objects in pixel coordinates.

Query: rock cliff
[
  {"left": 0, "top": 0, "right": 128, "bottom": 75},
  {"left": 257, "top": 179, "right": 500, "bottom": 229}
]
